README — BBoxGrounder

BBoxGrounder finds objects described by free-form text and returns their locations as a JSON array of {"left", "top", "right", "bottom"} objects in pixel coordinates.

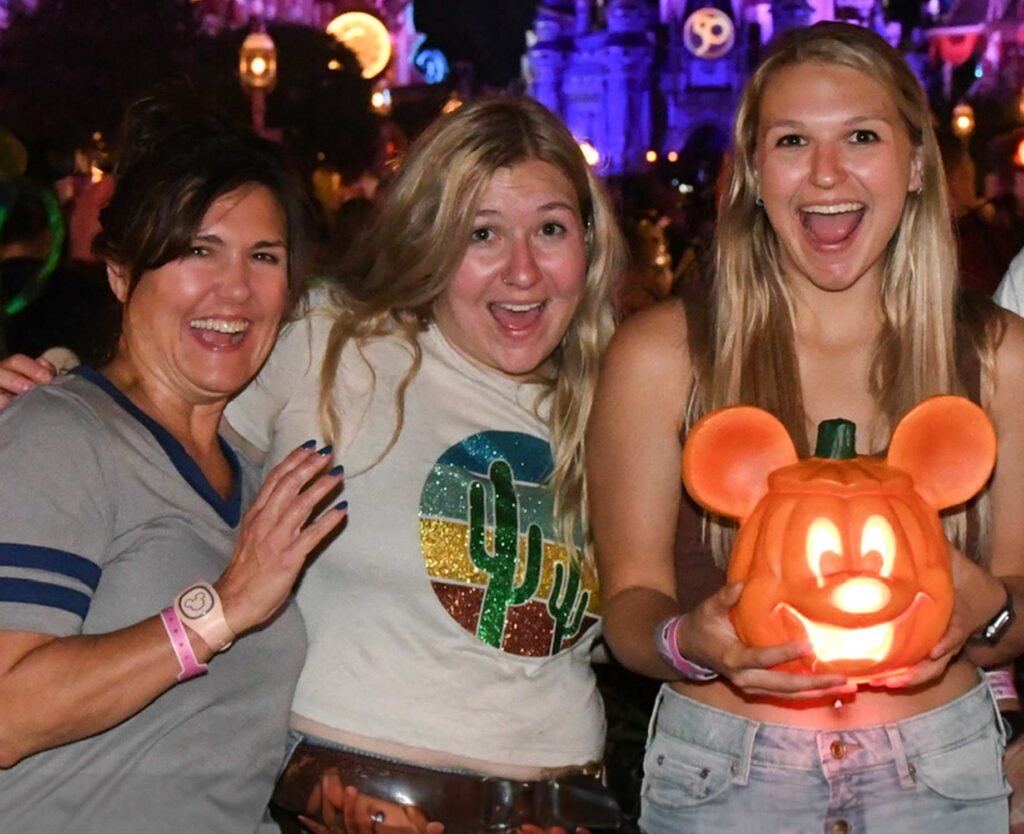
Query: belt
[{"left": 272, "top": 741, "right": 624, "bottom": 834}]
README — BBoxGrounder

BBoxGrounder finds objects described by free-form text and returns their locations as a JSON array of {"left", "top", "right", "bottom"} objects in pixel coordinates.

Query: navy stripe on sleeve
[
  {"left": 0, "top": 579, "right": 90, "bottom": 618},
  {"left": 0, "top": 544, "right": 101, "bottom": 590}
]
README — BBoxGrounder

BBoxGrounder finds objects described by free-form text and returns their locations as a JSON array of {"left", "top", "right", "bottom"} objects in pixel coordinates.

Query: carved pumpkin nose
[{"left": 831, "top": 577, "right": 891, "bottom": 614}]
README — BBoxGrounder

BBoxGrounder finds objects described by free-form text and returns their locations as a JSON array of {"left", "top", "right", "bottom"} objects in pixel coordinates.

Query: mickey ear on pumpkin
[
  {"left": 888, "top": 395, "right": 997, "bottom": 510},
  {"left": 682, "top": 406, "right": 798, "bottom": 521}
]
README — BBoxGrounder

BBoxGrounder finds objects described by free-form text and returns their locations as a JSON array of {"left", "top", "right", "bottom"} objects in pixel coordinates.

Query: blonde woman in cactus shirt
[{"left": 223, "top": 97, "right": 626, "bottom": 833}]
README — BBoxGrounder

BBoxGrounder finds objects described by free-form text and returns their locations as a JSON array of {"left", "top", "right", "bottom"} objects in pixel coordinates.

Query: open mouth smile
[
  {"left": 799, "top": 202, "right": 865, "bottom": 246},
  {"left": 189, "top": 317, "right": 250, "bottom": 347},
  {"left": 488, "top": 301, "right": 547, "bottom": 331}
]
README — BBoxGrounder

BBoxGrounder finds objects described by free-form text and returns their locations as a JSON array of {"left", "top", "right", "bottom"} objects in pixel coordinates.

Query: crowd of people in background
[{"left": 4, "top": 18, "right": 1024, "bottom": 834}]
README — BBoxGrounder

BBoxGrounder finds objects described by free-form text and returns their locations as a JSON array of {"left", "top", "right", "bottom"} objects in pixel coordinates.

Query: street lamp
[
  {"left": 952, "top": 102, "right": 975, "bottom": 139},
  {"left": 239, "top": 26, "right": 277, "bottom": 133},
  {"left": 370, "top": 84, "right": 393, "bottom": 116}
]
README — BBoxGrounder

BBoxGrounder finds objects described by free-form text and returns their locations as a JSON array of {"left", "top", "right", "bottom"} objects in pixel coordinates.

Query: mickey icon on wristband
[
  {"left": 174, "top": 581, "right": 235, "bottom": 652},
  {"left": 180, "top": 585, "right": 215, "bottom": 618}
]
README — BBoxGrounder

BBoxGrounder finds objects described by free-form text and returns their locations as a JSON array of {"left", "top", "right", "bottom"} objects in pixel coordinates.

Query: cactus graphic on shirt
[
  {"left": 547, "top": 560, "right": 591, "bottom": 652},
  {"left": 468, "top": 459, "right": 543, "bottom": 648}
]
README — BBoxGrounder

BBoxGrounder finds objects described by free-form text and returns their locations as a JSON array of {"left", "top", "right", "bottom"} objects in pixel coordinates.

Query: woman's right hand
[
  {"left": 0, "top": 353, "right": 56, "bottom": 409},
  {"left": 214, "top": 443, "right": 347, "bottom": 639},
  {"left": 681, "top": 582, "right": 853, "bottom": 699},
  {"left": 299, "top": 771, "right": 444, "bottom": 834}
]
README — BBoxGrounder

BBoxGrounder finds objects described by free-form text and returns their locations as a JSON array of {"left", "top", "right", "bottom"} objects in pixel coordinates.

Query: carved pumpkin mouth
[{"left": 777, "top": 593, "right": 930, "bottom": 663}]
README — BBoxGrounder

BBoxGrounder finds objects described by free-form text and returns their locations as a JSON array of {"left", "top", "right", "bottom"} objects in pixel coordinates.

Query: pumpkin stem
[{"left": 815, "top": 419, "right": 857, "bottom": 459}]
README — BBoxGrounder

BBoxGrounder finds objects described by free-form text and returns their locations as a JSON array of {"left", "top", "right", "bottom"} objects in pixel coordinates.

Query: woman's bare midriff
[{"left": 671, "top": 657, "right": 981, "bottom": 730}]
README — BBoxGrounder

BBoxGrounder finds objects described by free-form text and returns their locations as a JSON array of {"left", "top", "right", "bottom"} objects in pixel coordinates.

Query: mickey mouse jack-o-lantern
[{"left": 682, "top": 396, "right": 996, "bottom": 682}]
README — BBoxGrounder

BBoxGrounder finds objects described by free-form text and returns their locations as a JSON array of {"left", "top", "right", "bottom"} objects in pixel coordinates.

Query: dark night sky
[{"left": 413, "top": 0, "right": 540, "bottom": 87}]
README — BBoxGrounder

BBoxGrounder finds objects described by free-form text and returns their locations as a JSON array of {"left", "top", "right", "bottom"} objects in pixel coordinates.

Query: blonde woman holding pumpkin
[{"left": 587, "top": 21, "right": 1024, "bottom": 833}]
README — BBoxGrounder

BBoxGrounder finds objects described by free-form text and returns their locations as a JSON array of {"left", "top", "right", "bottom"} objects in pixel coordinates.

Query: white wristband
[{"left": 175, "top": 582, "right": 234, "bottom": 652}]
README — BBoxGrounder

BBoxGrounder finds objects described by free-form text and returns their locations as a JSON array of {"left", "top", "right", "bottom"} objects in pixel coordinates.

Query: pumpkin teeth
[{"left": 785, "top": 606, "right": 894, "bottom": 663}]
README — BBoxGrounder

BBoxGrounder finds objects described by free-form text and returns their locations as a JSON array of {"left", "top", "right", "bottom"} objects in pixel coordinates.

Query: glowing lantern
[
  {"left": 578, "top": 140, "right": 600, "bottom": 168},
  {"left": 326, "top": 12, "right": 392, "bottom": 79},
  {"left": 952, "top": 102, "right": 975, "bottom": 139},
  {"left": 1014, "top": 136, "right": 1024, "bottom": 169},
  {"left": 682, "top": 396, "right": 996, "bottom": 682},
  {"left": 442, "top": 92, "right": 463, "bottom": 114},
  {"left": 239, "top": 30, "right": 277, "bottom": 92},
  {"left": 370, "top": 85, "right": 392, "bottom": 116}
]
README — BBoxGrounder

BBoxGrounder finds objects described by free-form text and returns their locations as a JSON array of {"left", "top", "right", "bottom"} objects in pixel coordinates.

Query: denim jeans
[{"left": 640, "top": 678, "right": 1009, "bottom": 834}]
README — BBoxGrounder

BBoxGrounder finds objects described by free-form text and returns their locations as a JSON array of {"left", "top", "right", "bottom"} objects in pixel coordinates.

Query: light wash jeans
[{"left": 640, "top": 678, "right": 1009, "bottom": 834}]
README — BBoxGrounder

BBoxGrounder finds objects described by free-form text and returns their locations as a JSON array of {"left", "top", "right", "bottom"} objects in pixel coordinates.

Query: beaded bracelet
[{"left": 654, "top": 615, "right": 718, "bottom": 681}]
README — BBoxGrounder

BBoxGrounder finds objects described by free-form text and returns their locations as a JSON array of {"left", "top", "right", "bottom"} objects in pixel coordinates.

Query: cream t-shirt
[{"left": 226, "top": 302, "right": 604, "bottom": 769}]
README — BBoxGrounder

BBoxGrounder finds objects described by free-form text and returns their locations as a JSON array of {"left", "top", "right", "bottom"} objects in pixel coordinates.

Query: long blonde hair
[
  {"left": 318, "top": 97, "right": 625, "bottom": 567},
  {"left": 691, "top": 22, "right": 1001, "bottom": 566}
]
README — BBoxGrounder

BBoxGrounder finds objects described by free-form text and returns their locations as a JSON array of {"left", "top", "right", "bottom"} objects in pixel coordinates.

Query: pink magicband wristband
[
  {"left": 160, "top": 606, "right": 208, "bottom": 682},
  {"left": 655, "top": 615, "right": 719, "bottom": 681},
  {"left": 987, "top": 669, "right": 1019, "bottom": 702}
]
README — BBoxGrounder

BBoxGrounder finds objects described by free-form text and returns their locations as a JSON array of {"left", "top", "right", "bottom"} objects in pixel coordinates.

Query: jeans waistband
[{"left": 652, "top": 676, "right": 998, "bottom": 773}]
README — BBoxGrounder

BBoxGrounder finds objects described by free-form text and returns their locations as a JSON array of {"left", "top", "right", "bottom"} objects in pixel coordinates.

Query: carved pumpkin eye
[
  {"left": 860, "top": 514, "right": 896, "bottom": 577},
  {"left": 806, "top": 517, "right": 842, "bottom": 588}
]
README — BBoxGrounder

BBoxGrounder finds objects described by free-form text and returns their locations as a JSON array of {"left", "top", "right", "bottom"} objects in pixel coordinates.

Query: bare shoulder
[
  {"left": 591, "top": 299, "right": 692, "bottom": 439},
  {"left": 991, "top": 309, "right": 1024, "bottom": 422},
  {"left": 602, "top": 298, "right": 692, "bottom": 383}
]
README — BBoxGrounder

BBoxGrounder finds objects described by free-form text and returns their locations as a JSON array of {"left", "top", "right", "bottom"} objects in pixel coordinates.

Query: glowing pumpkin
[{"left": 682, "top": 396, "right": 996, "bottom": 682}]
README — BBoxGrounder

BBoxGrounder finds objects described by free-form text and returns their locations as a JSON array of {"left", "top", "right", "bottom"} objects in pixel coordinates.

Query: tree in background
[{"left": 0, "top": 0, "right": 375, "bottom": 179}]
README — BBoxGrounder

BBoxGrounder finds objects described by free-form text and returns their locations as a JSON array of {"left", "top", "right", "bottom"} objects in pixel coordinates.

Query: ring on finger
[{"left": 371, "top": 810, "right": 385, "bottom": 833}]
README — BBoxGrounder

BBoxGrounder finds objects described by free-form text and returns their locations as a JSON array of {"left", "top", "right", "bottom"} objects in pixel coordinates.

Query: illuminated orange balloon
[{"left": 682, "top": 397, "right": 996, "bottom": 682}]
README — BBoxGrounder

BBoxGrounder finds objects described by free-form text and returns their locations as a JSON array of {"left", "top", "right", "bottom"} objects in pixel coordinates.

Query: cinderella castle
[
  {"left": 526, "top": 0, "right": 895, "bottom": 175},
  {"left": 0, "top": 0, "right": 1006, "bottom": 178}
]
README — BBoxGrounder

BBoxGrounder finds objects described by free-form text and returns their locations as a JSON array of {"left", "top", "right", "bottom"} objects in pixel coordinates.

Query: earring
[{"left": 755, "top": 194, "right": 764, "bottom": 206}]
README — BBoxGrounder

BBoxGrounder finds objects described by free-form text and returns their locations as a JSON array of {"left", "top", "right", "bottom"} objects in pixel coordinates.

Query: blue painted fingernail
[
  {"left": 316, "top": 444, "right": 333, "bottom": 456},
  {"left": 300, "top": 439, "right": 317, "bottom": 450},
  {"left": 328, "top": 465, "right": 344, "bottom": 477},
  {"left": 334, "top": 500, "right": 348, "bottom": 511}
]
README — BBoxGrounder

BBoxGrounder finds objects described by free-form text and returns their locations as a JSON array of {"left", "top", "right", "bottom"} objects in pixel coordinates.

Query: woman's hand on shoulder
[
  {"left": 0, "top": 353, "right": 56, "bottom": 409},
  {"left": 215, "top": 442, "right": 348, "bottom": 639},
  {"left": 682, "top": 583, "right": 853, "bottom": 699}
]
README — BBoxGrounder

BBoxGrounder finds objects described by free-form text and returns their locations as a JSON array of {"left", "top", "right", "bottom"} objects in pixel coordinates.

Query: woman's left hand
[
  {"left": 876, "top": 546, "right": 1006, "bottom": 688},
  {"left": 931, "top": 545, "right": 1006, "bottom": 659}
]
